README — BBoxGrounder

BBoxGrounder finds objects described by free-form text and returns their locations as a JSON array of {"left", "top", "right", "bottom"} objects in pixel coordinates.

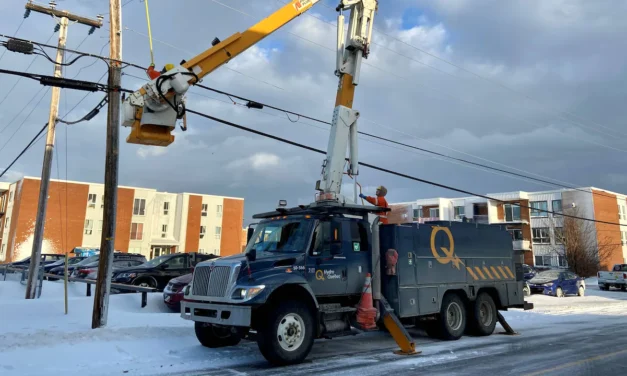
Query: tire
[
  {"left": 577, "top": 286, "right": 585, "bottom": 297},
  {"left": 133, "top": 278, "right": 156, "bottom": 289},
  {"left": 467, "top": 292, "right": 497, "bottom": 336},
  {"left": 256, "top": 300, "right": 315, "bottom": 366},
  {"left": 194, "top": 322, "right": 242, "bottom": 348},
  {"left": 432, "top": 293, "right": 466, "bottom": 340},
  {"left": 599, "top": 284, "right": 609, "bottom": 291},
  {"left": 556, "top": 287, "right": 564, "bottom": 298},
  {"left": 621, "top": 286, "right": 626, "bottom": 292}
]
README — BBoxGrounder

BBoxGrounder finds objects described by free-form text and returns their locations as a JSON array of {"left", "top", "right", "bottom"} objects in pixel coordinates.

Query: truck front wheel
[
  {"left": 257, "top": 300, "right": 315, "bottom": 365},
  {"left": 194, "top": 322, "right": 241, "bottom": 348}
]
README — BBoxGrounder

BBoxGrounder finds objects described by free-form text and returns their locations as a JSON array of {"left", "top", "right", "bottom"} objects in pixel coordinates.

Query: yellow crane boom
[{"left": 123, "top": 0, "right": 320, "bottom": 146}]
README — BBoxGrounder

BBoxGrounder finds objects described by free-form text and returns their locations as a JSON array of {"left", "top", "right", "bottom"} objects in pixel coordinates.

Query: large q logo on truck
[{"left": 430, "top": 226, "right": 464, "bottom": 270}]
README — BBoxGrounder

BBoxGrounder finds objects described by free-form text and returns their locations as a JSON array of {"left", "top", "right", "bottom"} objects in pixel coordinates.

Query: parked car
[
  {"left": 163, "top": 273, "right": 192, "bottom": 311},
  {"left": 3, "top": 254, "right": 66, "bottom": 271},
  {"left": 112, "top": 252, "right": 218, "bottom": 291},
  {"left": 598, "top": 264, "right": 627, "bottom": 291},
  {"left": 523, "top": 264, "right": 537, "bottom": 280},
  {"left": 43, "top": 257, "right": 86, "bottom": 280},
  {"left": 72, "top": 254, "right": 146, "bottom": 279},
  {"left": 528, "top": 270, "right": 585, "bottom": 297},
  {"left": 83, "top": 258, "right": 147, "bottom": 280}
]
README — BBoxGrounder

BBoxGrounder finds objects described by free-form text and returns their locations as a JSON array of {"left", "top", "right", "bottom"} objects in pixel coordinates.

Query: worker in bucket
[{"left": 360, "top": 186, "right": 389, "bottom": 224}]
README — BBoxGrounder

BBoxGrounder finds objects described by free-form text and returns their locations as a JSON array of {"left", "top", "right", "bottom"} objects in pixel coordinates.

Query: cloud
[{"left": 1, "top": 0, "right": 627, "bottom": 226}]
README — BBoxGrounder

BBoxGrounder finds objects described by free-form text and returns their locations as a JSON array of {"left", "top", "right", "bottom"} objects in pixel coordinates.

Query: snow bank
[{"left": 1, "top": 275, "right": 626, "bottom": 375}]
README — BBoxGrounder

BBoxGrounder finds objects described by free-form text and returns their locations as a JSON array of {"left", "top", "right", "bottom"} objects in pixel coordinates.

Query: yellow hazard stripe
[
  {"left": 490, "top": 266, "right": 502, "bottom": 279},
  {"left": 483, "top": 267, "right": 494, "bottom": 279},
  {"left": 504, "top": 266, "right": 515, "bottom": 279},
  {"left": 474, "top": 267, "right": 486, "bottom": 280},
  {"left": 466, "top": 267, "right": 479, "bottom": 280},
  {"left": 497, "top": 266, "right": 508, "bottom": 280}
]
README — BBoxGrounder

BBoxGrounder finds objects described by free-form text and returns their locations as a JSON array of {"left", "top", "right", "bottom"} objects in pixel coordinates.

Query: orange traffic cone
[{"left": 356, "top": 273, "right": 378, "bottom": 330}]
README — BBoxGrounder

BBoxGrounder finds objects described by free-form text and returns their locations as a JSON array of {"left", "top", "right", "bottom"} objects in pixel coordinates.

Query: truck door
[
  {"left": 306, "top": 220, "right": 348, "bottom": 296},
  {"left": 343, "top": 220, "right": 370, "bottom": 295}
]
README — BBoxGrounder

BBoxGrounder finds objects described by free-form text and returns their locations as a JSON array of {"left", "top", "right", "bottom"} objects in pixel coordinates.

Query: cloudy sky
[{"left": 1, "top": 0, "right": 627, "bottom": 223}]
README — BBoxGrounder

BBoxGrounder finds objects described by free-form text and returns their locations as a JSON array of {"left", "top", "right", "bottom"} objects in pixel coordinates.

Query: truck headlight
[{"left": 232, "top": 286, "right": 265, "bottom": 300}]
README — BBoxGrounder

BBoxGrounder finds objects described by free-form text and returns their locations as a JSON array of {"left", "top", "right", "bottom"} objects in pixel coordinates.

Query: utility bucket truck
[{"left": 117, "top": 0, "right": 533, "bottom": 365}]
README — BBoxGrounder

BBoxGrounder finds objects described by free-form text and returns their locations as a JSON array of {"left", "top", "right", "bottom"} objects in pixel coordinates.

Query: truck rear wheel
[
  {"left": 426, "top": 293, "right": 466, "bottom": 340},
  {"left": 257, "top": 300, "right": 315, "bottom": 365},
  {"left": 467, "top": 292, "right": 497, "bottom": 336},
  {"left": 194, "top": 322, "right": 241, "bottom": 348}
]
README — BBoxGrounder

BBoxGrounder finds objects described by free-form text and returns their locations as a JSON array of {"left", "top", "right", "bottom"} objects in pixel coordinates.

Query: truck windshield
[{"left": 246, "top": 219, "right": 314, "bottom": 253}]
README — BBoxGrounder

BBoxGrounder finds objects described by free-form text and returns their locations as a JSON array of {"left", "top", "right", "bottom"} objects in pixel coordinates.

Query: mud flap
[{"left": 378, "top": 297, "right": 421, "bottom": 355}]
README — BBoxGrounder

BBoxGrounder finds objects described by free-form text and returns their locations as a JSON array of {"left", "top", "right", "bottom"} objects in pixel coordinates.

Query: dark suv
[{"left": 112, "top": 252, "right": 217, "bottom": 291}]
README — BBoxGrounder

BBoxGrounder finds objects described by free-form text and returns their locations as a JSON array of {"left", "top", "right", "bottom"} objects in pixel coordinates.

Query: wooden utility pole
[
  {"left": 25, "top": 1, "right": 102, "bottom": 299},
  {"left": 92, "top": 0, "right": 122, "bottom": 329}
]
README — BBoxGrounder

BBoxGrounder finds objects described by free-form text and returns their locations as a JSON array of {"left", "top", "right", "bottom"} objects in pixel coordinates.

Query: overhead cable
[{"left": 186, "top": 108, "right": 622, "bottom": 227}]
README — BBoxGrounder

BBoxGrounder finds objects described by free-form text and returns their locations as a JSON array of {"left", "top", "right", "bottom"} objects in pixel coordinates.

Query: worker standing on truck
[{"left": 360, "top": 186, "right": 389, "bottom": 224}]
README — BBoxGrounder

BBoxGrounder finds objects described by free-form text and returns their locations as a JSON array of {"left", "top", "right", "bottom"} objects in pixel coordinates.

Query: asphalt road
[{"left": 173, "top": 289, "right": 627, "bottom": 376}]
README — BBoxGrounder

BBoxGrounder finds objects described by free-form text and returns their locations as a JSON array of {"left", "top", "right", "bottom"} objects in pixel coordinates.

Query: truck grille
[{"left": 192, "top": 265, "right": 231, "bottom": 297}]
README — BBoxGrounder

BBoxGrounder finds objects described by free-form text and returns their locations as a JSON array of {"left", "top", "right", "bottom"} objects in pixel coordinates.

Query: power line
[
  {"left": 186, "top": 107, "right": 622, "bottom": 227},
  {"left": 211, "top": 1, "right": 627, "bottom": 154},
  {"left": 0, "top": 122, "right": 48, "bottom": 178},
  {"left": 0, "top": 32, "right": 55, "bottom": 109},
  {"left": 0, "top": 16, "right": 27, "bottom": 64},
  {"left": 192, "top": 83, "right": 622, "bottom": 201}
]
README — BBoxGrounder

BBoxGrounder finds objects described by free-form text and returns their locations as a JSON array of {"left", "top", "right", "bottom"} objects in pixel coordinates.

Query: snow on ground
[{"left": 1, "top": 274, "right": 626, "bottom": 376}]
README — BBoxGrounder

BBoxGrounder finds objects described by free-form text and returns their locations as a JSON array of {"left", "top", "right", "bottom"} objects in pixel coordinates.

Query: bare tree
[{"left": 545, "top": 207, "right": 616, "bottom": 277}]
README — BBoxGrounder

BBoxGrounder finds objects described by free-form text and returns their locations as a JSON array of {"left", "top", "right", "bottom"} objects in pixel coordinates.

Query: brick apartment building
[
  {"left": 0, "top": 177, "right": 245, "bottom": 263},
  {"left": 391, "top": 187, "right": 627, "bottom": 270}
]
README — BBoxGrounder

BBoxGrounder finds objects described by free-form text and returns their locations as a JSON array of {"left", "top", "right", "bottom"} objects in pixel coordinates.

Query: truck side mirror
[
  {"left": 247, "top": 227, "right": 254, "bottom": 243},
  {"left": 246, "top": 248, "right": 257, "bottom": 262}
]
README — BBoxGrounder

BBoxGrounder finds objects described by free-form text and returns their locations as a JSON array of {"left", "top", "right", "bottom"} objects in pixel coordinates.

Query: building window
[
  {"left": 215, "top": 226, "right": 222, "bottom": 239},
  {"left": 101, "top": 195, "right": 105, "bottom": 208},
  {"left": 130, "top": 223, "right": 143, "bottom": 240},
  {"left": 621, "top": 206, "right": 627, "bottom": 221},
  {"left": 162, "top": 224, "right": 168, "bottom": 238},
  {"left": 622, "top": 231, "right": 627, "bottom": 246},
  {"left": 163, "top": 202, "right": 170, "bottom": 215},
  {"left": 532, "top": 227, "right": 550, "bottom": 244},
  {"left": 200, "top": 226, "right": 206, "bottom": 239},
  {"left": 198, "top": 248, "right": 205, "bottom": 254},
  {"left": 554, "top": 227, "right": 564, "bottom": 244},
  {"left": 201, "top": 204, "right": 208, "bottom": 217},
  {"left": 97, "top": 220, "right": 103, "bottom": 232},
  {"left": 133, "top": 198, "right": 146, "bottom": 216},
  {"left": 530, "top": 201, "right": 548, "bottom": 217},
  {"left": 552, "top": 200, "right": 562, "bottom": 215},
  {"left": 84, "top": 219, "right": 93, "bottom": 235},
  {"left": 88, "top": 194, "right": 97, "bottom": 208},
  {"left": 454, "top": 206, "right": 465, "bottom": 219},
  {"left": 429, "top": 208, "right": 440, "bottom": 218},
  {"left": 217, "top": 204, "right": 223, "bottom": 217},
  {"left": 5, "top": 216, "right": 9, "bottom": 227},
  {"left": 9, "top": 191, "right": 13, "bottom": 202},
  {"left": 508, "top": 229, "right": 523, "bottom": 241},
  {"left": 504, "top": 204, "right": 521, "bottom": 221},
  {"left": 413, "top": 209, "right": 421, "bottom": 221},
  {"left": 0, "top": 244, "right": 5, "bottom": 257}
]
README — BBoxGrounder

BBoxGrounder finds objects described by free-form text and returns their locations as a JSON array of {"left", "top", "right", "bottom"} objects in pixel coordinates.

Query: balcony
[
  {"left": 512, "top": 240, "right": 531, "bottom": 251},
  {"left": 470, "top": 215, "right": 489, "bottom": 224}
]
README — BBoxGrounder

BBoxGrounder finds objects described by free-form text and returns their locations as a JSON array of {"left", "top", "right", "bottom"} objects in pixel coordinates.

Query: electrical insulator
[
  {"left": 54, "top": 24, "right": 60, "bottom": 33},
  {"left": 24, "top": 9, "right": 31, "bottom": 19},
  {"left": 88, "top": 26, "right": 96, "bottom": 35}
]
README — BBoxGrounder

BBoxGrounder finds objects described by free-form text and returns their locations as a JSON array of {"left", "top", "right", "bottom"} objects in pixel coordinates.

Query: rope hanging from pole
[{"left": 143, "top": 0, "right": 158, "bottom": 79}]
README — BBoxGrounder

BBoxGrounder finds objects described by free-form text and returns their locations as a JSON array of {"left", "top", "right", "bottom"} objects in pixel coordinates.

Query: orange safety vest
[{"left": 365, "top": 196, "right": 389, "bottom": 224}]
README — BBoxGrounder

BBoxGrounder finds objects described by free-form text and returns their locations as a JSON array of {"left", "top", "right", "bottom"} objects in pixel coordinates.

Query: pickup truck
[{"left": 598, "top": 264, "right": 627, "bottom": 291}]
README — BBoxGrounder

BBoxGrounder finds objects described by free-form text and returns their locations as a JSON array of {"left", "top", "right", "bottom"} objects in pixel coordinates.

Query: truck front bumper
[{"left": 181, "top": 300, "right": 252, "bottom": 327}]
